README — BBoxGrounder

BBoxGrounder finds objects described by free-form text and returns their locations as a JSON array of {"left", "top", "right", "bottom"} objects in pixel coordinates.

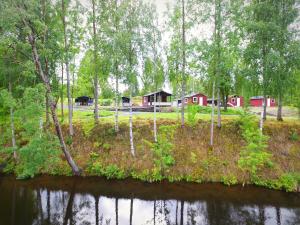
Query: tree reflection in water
[{"left": 0, "top": 176, "right": 299, "bottom": 225}]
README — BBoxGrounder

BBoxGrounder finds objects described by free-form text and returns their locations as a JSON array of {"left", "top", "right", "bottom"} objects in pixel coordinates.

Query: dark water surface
[{"left": 0, "top": 175, "right": 299, "bottom": 225}]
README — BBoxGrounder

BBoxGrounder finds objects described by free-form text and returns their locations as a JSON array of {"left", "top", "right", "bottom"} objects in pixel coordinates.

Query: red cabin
[
  {"left": 184, "top": 93, "right": 207, "bottom": 106},
  {"left": 227, "top": 95, "right": 244, "bottom": 107},
  {"left": 250, "top": 96, "right": 276, "bottom": 107}
]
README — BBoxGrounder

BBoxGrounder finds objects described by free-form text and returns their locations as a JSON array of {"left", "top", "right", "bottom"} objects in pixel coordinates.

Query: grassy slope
[{"left": 52, "top": 114, "right": 300, "bottom": 191}]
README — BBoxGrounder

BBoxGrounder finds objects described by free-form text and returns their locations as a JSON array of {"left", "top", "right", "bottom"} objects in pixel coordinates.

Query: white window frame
[
  {"left": 193, "top": 97, "right": 198, "bottom": 103},
  {"left": 185, "top": 98, "right": 188, "bottom": 103}
]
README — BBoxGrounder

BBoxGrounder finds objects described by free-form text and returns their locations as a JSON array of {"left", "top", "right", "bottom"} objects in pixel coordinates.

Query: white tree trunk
[
  {"left": 217, "top": 88, "right": 221, "bottom": 128},
  {"left": 62, "top": 0, "right": 74, "bottom": 136},
  {"left": 154, "top": 93, "right": 157, "bottom": 142},
  {"left": 210, "top": 82, "right": 215, "bottom": 147},
  {"left": 115, "top": 75, "right": 119, "bottom": 132},
  {"left": 129, "top": 88, "right": 135, "bottom": 156}
]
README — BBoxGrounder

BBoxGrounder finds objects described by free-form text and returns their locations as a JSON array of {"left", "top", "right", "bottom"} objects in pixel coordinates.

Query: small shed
[
  {"left": 122, "top": 96, "right": 130, "bottom": 107},
  {"left": 250, "top": 96, "right": 276, "bottom": 107},
  {"left": 228, "top": 95, "right": 244, "bottom": 107},
  {"left": 143, "top": 90, "right": 172, "bottom": 107},
  {"left": 75, "top": 96, "right": 93, "bottom": 106},
  {"left": 183, "top": 93, "right": 207, "bottom": 106}
]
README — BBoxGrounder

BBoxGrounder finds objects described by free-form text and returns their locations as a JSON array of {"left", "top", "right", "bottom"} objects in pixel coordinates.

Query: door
[
  {"left": 199, "top": 97, "right": 203, "bottom": 106},
  {"left": 267, "top": 98, "right": 271, "bottom": 107},
  {"left": 237, "top": 98, "right": 240, "bottom": 107}
]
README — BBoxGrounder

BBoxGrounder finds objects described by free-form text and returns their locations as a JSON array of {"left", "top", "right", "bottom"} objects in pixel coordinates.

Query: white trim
[{"left": 237, "top": 98, "right": 240, "bottom": 107}]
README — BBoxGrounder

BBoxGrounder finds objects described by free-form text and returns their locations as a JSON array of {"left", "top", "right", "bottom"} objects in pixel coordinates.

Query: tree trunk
[
  {"left": 129, "top": 87, "right": 135, "bottom": 157},
  {"left": 181, "top": 0, "right": 186, "bottom": 128},
  {"left": 277, "top": 92, "right": 283, "bottom": 121},
  {"left": 263, "top": 95, "right": 267, "bottom": 121},
  {"left": 115, "top": 73, "right": 119, "bottom": 132},
  {"left": 154, "top": 92, "right": 157, "bottom": 142},
  {"left": 129, "top": 197, "right": 133, "bottom": 225},
  {"left": 115, "top": 198, "right": 119, "bottom": 225},
  {"left": 210, "top": 82, "right": 215, "bottom": 147},
  {"left": 92, "top": 0, "right": 99, "bottom": 124},
  {"left": 8, "top": 80, "right": 17, "bottom": 160},
  {"left": 61, "top": 63, "right": 64, "bottom": 121},
  {"left": 95, "top": 196, "right": 99, "bottom": 225},
  {"left": 62, "top": 0, "right": 74, "bottom": 136},
  {"left": 45, "top": 92, "right": 50, "bottom": 126},
  {"left": 217, "top": 88, "right": 221, "bottom": 128},
  {"left": 180, "top": 200, "right": 184, "bottom": 225},
  {"left": 28, "top": 33, "right": 81, "bottom": 175},
  {"left": 260, "top": 110, "right": 264, "bottom": 133}
]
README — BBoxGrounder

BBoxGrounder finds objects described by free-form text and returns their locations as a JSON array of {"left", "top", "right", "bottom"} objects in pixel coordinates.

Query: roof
[
  {"left": 75, "top": 96, "right": 93, "bottom": 100},
  {"left": 121, "top": 96, "right": 130, "bottom": 100},
  {"left": 250, "top": 96, "right": 272, "bottom": 100},
  {"left": 185, "top": 92, "right": 206, "bottom": 98},
  {"left": 143, "top": 90, "right": 172, "bottom": 97}
]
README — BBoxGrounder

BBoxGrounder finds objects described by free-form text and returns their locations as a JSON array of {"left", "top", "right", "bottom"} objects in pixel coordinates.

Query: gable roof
[{"left": 143, "top": 90, "right": 172, "bottom": 97}]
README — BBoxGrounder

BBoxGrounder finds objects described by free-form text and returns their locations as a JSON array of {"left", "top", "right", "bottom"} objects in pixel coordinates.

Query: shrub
[
  {"left": 237, "top": 111, "right": 273, "bottom": 181},
  {"left": 222, "top": 175, "right": 238, "bottom": 186},
  {"left": 187, "top": 105, "right": 199, "bottom": 125},
  {"left": 15, "top": 133, "right": 61, "bottom": 179},
  {"left": 147, "top": 125, "right": 176, "bottom": 176}
]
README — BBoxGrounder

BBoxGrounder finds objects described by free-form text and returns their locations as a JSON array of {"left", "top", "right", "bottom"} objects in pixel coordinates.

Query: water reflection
[{"left": 0, "top": 176, "right": 299, "bottom": 225}]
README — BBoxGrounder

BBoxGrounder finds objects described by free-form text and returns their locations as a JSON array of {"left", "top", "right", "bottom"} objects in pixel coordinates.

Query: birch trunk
[
  {"left": 62, "top": 0, "right": 74, "bottom": 136},
  {"left": 9, "top": 81, "right": 17, "bottom": 160},
  {"left": 115, "top": 74, "right": 119, "bottom": 132},
  {"left": 263, "top": 95, "right": 267, "bottom": 121},
  {"left": 260, "top": 109, "right": 264, "bottom": 133},
  {"left": 210, "top": 82, "right": 215, "bottom": 147},
  {"left": 61, "top": 63, "right": 64, "bottom": 121},
  {"left": 28, "top": 33, "right": 81, "bottom": 175},
  {"left": 217, "top": 88, "right": 221, "bottom": 128},
  {"left": 181, "top": 0, "right": 186, "bottom": 128},
  {"left": 45, "top": 92, "right": 50, "bottom": 126},
  {"left": 92, "top": 0, "right": 99, "bottom": 124},
  {"left": 129, "top": 87, "right": 135, "bottom": 157},
  {"left": 154, "top": 92, "right": 157, "bottom": 142},
  {"left": 277, "top": 92, "right": 283, "bottom": 121}
]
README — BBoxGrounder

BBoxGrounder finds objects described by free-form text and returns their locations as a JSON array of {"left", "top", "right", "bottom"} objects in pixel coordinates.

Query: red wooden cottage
[
  {"left": 250, "top": 96, "right": 276, "bottom": 107},
  {"left": 227, "top": 95, "right": 244, "bottom": 107},
  {"left": 183, "top": 93, "right": 207, "bottom": 106}
]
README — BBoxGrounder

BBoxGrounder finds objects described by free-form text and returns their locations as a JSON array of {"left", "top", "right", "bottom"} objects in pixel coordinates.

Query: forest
[{"left": 0, "top": 0, "right": 300, "bottom": 193}]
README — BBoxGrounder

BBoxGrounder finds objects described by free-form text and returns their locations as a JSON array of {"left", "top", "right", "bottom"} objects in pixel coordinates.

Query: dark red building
[
  {"left": 250, "top": 96, "right": 276, "bottom": 107},
  {"left": 184, "top": 93, "right": 208, "bottom": 106},
  {"left": 227, "top": 95, "right": 244, "bottom": 107}
]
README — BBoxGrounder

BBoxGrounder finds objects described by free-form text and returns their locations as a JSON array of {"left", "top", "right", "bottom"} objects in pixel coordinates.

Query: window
[
  {"left": 193, "top": 97, "right": 198, "bottom": 103},
  {"left": 231, "top": 98, "right": 235, "bottom": 103},
  {"left": 185, "top": 98, "right": 188, "bottom": 103},
  {"left": 271, "top": 99, "right": 275, "bottom": 103}
]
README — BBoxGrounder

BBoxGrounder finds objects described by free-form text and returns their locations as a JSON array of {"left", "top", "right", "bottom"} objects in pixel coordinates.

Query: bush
[
  {"left": 237, "top": 111, "right": 273, "bottom": 181},
  {"left": 147, "top": 125, "right": 176, "bottom": 176},
  {"left": 187, "top": 105, "right": 199, "bottom": 125},
  {"left": 99, "top": 99, "right": 112, "bottom": 106},
  {"left": 15, "top": 133, "right": 61, "bottom": 179}
]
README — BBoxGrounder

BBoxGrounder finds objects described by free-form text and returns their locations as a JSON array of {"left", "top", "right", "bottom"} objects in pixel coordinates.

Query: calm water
[{"left": 0, "top": 175, "right": 299, "bottom": 225}]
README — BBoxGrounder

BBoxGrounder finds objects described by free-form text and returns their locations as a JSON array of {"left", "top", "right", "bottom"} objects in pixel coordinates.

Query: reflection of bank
[{"left": 2, "top": 176, "right": 299, "bottom": 225}]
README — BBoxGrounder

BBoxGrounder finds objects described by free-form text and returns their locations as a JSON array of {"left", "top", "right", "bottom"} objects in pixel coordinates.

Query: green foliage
[
  {"left": 289, "top": 130, "right": 299, "bottom": 141},
  {"left": 238, "top": 111, "right": 273, "bottom": 181},
  {"left": 187, "top": 105, "right": 199, "bottom": 126},
  {"left": 190, "top": 152, "right": 197, "bottom": 164},
  {"left": 131, "top": 168, "right": 163, "bottom": 182},
  {"left": 222, "top": 174, "right": 238, "bottom": 186},
  {"left": 15, "top": 133, "right": 61, "bottom": 179},
  {"left": 148, "top": 125, "right": 176, "bottom": 175},
  {"left": 99, "top": 99, "right": 112, "bottom": 106}
]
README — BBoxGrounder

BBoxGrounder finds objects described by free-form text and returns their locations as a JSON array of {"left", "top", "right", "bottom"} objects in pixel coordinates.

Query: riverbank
[{"left": 1, "top": 118, "right": 300, "bottom": 192}]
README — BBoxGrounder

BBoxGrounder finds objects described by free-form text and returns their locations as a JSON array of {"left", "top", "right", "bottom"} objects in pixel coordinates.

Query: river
[{"left": 0, "top": 175, "right": 299, "bottom": 225}]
